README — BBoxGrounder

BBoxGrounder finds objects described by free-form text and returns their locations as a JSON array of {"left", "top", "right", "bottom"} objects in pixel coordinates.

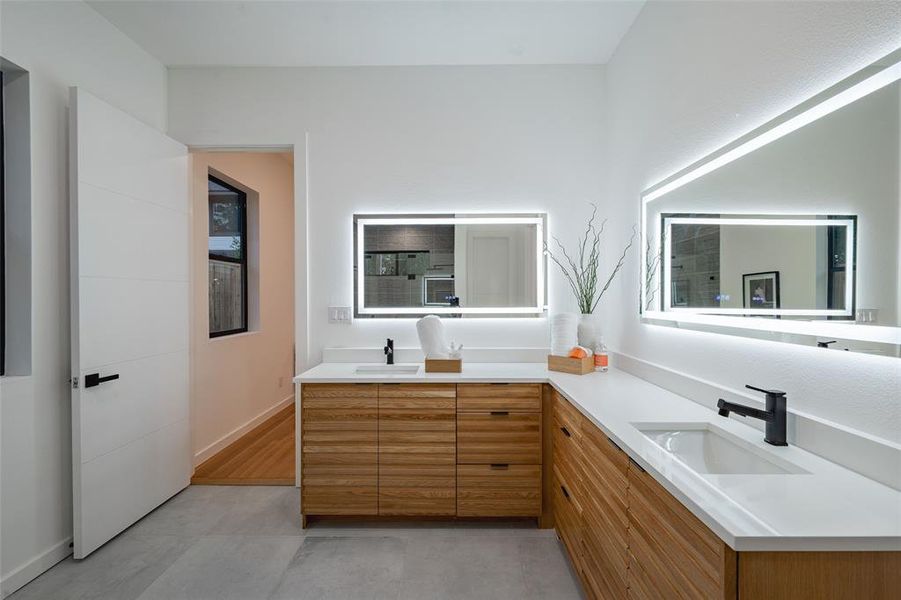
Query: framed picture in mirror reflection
[{"left": 743, "top": 271, "right": 781, "bottom": 310}]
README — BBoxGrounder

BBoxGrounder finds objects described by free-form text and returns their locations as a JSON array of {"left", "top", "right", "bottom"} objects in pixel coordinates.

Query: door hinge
[{"left": 71, "top": 376, "right": 79, "bottom": 389}]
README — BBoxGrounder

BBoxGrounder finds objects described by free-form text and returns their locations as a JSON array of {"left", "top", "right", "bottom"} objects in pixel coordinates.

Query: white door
[{"left": 69, "top": 88, "right": 191, "bottom": 558}]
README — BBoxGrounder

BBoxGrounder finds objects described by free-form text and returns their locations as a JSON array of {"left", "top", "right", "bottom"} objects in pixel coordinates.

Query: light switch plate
[{"left": 328, "top": 306, "right": 353, "bottom": 324}]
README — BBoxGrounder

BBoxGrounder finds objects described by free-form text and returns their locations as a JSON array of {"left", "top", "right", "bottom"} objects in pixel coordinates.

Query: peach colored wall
[{"left": 190, "top": 151, "right": 294, "bottom": 463}]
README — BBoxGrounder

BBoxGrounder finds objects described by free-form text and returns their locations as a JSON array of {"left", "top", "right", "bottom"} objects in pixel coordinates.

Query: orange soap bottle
[{"left": 594, "top": 339, "right": 609, "bottom": 372}]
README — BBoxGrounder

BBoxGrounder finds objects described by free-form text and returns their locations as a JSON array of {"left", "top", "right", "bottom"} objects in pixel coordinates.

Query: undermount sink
[
  {"left": 635, "top": 422, "right": 807, "bottom": 475},
  {"left": 354, "top": 364, "right": 420, "bottom": 374}
]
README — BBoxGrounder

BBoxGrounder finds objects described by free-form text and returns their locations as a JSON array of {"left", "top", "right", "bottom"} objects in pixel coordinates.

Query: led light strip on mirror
[{"left": 354, "top": 214, "right": 547, "bottom": 317}]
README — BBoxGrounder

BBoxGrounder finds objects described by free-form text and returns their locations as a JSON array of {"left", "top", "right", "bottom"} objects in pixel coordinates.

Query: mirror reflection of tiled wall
[
  {"left": 669, "top": 223, "right": 720, "bottom": 308},
  {"left": 363, "top": 225, "right": 456, "bottom": 307}
]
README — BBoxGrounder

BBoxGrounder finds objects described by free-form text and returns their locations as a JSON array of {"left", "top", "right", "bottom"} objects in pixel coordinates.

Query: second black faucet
[
  {"left": 384, "top": 338, "right": 394, "bottom": 365},
  {"left": 717, "top": 385, "right": 788, "bottom": 446}
]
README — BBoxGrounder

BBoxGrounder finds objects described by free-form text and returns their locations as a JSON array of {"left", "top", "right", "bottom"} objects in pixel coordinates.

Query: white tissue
[
  {"left": 550, "top": 313, "right": 579, "bottom": 356},
  {"left": 416, "top": 315, "right": 451, "bottom": 358}
]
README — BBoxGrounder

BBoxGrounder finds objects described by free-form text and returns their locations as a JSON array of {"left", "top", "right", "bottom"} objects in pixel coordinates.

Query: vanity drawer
[
  {"left": 553, "top": 391, "right": 583, "bottom": 436},
  {"left": 456, "top": 383, "right": 542, "bottom": 413},
  {"left": 552, "top": 463, "right": 583, "bottom": 574},
  {"left": 456, "top": 412, "right": 541, "bottom": 464},
  {"left": 457, "top": 464, "right": 541, "bottom": 517}
]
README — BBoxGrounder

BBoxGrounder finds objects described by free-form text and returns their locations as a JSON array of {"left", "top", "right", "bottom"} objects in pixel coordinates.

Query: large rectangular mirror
[
  {"left": 354, "top": 214, "right": 546, "bottom": 317},
  {"left": 641, "top": 48, "right": 901, "bottom": 356},
  {"left": 659, "top": 214, "right": 856, "bottom": 318}
]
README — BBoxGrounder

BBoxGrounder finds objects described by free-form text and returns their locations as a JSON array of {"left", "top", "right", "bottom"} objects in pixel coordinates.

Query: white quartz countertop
[{"left": 295, "top": 362, "right": 901, "bottom": 551}]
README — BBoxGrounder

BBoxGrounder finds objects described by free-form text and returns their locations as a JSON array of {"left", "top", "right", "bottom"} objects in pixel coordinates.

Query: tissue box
[
  {"left": 547, "top": 354, "right": 594, "bottom": 375},
  {"left": 425, "top": 358, "right": 462, "bottom": 373}
]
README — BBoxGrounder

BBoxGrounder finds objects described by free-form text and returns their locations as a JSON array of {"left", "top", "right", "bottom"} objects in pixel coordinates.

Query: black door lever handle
[{"left": 84, "top": 373, "right": 120, "bottom": 388}]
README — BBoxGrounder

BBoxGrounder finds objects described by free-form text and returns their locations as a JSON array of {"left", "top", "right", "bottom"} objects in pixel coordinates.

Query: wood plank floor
[{"left": 191, "top": 404, "right": 295, "bottom": 485}]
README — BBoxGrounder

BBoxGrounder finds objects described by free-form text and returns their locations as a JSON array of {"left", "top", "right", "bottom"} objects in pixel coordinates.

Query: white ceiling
[{"left": 87, "top": 0, "right": 645, "bottom": 67}]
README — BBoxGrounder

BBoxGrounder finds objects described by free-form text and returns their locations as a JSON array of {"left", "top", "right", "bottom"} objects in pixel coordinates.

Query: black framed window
[{"left": 208, "top": 175, "right": 247, "bottom": 337}]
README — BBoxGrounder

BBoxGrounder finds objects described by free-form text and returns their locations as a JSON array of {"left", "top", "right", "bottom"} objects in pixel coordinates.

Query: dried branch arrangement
[{"left": 545, "top": 204, "right": 637, "bottom": 314}]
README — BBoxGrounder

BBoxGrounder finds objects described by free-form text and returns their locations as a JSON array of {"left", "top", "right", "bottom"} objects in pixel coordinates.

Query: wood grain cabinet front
[
  {"left": 457, "top": 464, "right": 541, "bottom": 517},
  {"left": 301, "top": 383, "right": 379, "bottom": 515},
  {"left": 579, "top": 420, "right": 630, "bottom": 599},
  {"left": 552, "top": 393, "right": 898, "bottom": 600},
  {"left": 378, "top": 384, "right": 457, "bottom": 516},
  {"left": 456, "top": 383, "right": 543, "bottom": 517},
  {"left": 627, "top": 462, "right": 736, "bottom": 599}
]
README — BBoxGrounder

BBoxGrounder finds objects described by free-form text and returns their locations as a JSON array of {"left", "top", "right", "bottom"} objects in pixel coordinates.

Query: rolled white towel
[
  {"left": 550, "top": 313, "right": 579, "bottom": 356},
  {"left": 416, "top": 315, "right": 451, "bottom": 358}
]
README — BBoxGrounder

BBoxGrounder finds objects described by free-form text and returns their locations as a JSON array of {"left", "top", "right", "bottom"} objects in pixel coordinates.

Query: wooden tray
[
  {"left": 547, "top": 354, "right": 593, "bottom": 375},
  {"left": 425, "top": 358, "right": 463, "bottom": 373}
]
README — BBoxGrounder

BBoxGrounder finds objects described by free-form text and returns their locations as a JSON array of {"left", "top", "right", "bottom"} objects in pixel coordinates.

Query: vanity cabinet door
[
  {"left": 579, "top": 424, "right": 630, "bottom": 600},
  {"left": 378, "top": 384, "right": 457, "bottom": 516},
  {"left": 301, "top": 384, "right": 379, "bottom": 515},
  {"left": 627, "top": 463, "right": 737, "bottom": 600}
]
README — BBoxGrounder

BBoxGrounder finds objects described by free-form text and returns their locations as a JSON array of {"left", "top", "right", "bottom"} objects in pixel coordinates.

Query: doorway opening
[{"left": 189, "top": 148, "right": 295, "bottom": 485}]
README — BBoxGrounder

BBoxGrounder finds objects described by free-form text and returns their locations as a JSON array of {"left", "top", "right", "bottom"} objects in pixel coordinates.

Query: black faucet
[
  {"left": 384, "top": 338, "right": 394, "bottom": 365},
  {"left": 717, "top": 385, "right": 788, "bottom": 446},
  {"left": 817, "top": 340, "right": 837, "bottom": 348}
]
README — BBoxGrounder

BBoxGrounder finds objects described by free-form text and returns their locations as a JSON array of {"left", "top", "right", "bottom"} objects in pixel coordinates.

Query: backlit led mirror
[
  {"left": 354, "top": 214, "right": 547, "bottom": 317},
  {"left": 658, "top": 214, "right": 856, "bottom": 318},
  {"left": 640, "top": 48, "right": 901, "bottom": 356}
]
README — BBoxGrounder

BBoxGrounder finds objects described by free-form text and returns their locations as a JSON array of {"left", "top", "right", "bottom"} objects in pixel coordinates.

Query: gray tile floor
[{"left": 11, "top": 486, "right": 583, "bottom": 600}]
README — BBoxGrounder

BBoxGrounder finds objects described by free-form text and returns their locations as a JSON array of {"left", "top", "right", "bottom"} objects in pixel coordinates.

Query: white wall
[
  {"left": 0, "top": 1, "right": 167, "bottom": 594},
  {"left": 168, "top": 66, "right": 606, "bottom": 366},
  {"left": 604, "top": 1, "right": 901, "bottom": 443}
]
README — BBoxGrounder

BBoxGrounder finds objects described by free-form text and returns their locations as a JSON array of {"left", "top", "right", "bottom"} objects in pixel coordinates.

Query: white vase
[
  {"left": 578, "top": 312, "right": 602, "bottom": 350},
  {"left": 549, "top": 313, "right": 579, "bottom": 356}
]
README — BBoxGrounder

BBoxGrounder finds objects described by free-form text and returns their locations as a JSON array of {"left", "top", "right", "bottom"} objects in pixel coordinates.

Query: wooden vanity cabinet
[
  {"left": 378, "top": 383, "right": 457, "bottom": 516},
  {"left": 456, "top": 383, "right": 543, "bottom": 517},
  {"left": 551, "top": 391, "right": 736, "bottom": 600},
  {"left": 301, "top": 382, "right": 542, "bottom": 520},
  {"left": 551, "top": 392, "right": 899, "bottom": 600},
  {"left": 300, "top": 383, "right": 379, "bottom": 515}
]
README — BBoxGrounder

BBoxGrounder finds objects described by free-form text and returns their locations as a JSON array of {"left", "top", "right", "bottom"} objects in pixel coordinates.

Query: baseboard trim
[
  {"left": 193, "top": 395, "right": 294, "bottom": 467},
  {"left": 1, "top": 537, "right": 72, "bottom": 598}
]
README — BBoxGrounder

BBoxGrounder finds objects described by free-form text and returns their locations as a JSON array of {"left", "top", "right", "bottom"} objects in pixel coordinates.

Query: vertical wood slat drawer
[
  {"left": 457, "top": 464, "right": 541, "bottom": 517},
  {"left": 552, "top": 392, "right": 583, "bottom": 468},
  {"left": 552, "top": 462, "right": 583, "bottom": 574},
  {"left": 302, "top": 384, "right": 379, "bottom": 515},
  {"left": 457, "top": 384, "right": 542, "bottom": 412},
  {"left": 627, "top": 463, "right": 736, "bottom": 599},
  {"left": 378, "top": 384, "right": 457, "bottom": 516},
  {"left": 456, "top": 412, "right": 541, "bottom": 464}
]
